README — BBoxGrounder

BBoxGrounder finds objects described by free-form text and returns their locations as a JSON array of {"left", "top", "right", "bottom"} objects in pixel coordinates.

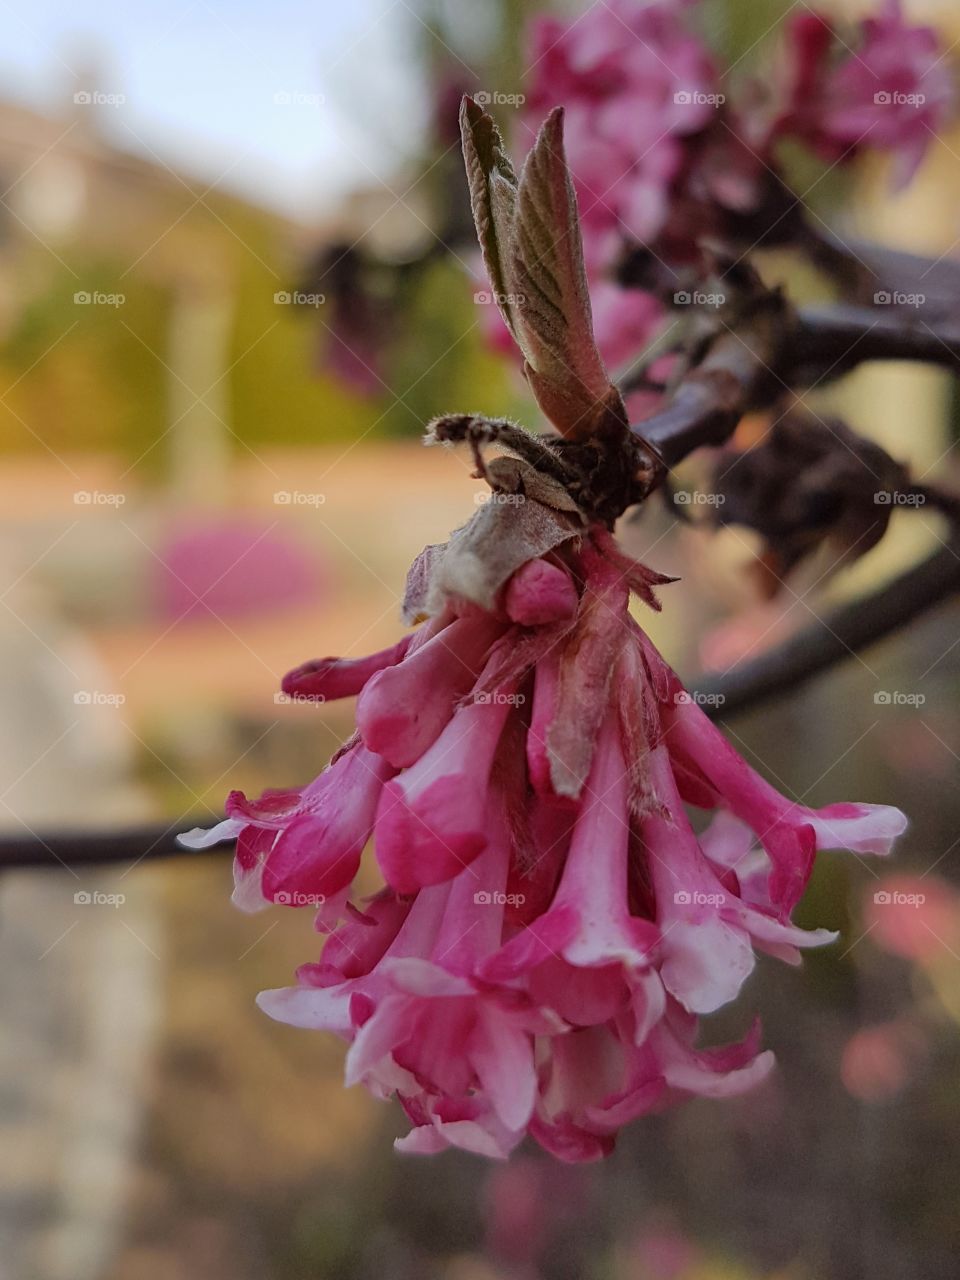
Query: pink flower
[
  {"left": 841, "top": 1018, "right": 928, "bottom": 1102},
  {"left": 824, "top": 0, "right": 953, "bottom": 186},
  {"left": 503, "top": 0, "right": 957, "bottom": 381},
  {"left": 775, "top": 1, "right": 954, "bottom": 186},
  {"left": 189, "top": 518, "right": 906, "bottom": 1161},
  {"left": 865, "top": 873, "right": 960, "bottom": 963}
]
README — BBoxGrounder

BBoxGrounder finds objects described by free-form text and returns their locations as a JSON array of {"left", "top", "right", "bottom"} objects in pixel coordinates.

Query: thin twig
[
  {"left": 691, "top": 534, "right": 960, "bottom": 716},
  {"left": 0, "top": 820, "right": 210, "bottom": 871},
  {"left": 4, "top": 535, "right": 957, "bottom": 871}
]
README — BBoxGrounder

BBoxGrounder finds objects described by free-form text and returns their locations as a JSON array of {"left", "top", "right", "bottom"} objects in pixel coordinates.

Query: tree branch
[
  {"left": 5, "top": 536, "right": 957, "bottom": 871},
  {"left": 794, "top": 305, "right": 960, "bottom": 379},
  {"left": 0, "top": 819, "right": 210, "bottom": 872},
  {"left": 691, "top": 534, "right": 960, "bottom": 717}
]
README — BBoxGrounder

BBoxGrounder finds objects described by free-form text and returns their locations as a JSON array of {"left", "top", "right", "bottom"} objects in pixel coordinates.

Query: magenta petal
[
  {"left": 262, "top": 746, "right": 392, "bottom": 902},
  {"left": 527, "top": 650, "right": 564, "bottom": 797},
  {"left": 226, "top": 788, "right": 302, "bottom": 825},
  {"left": 528, "top": 1114, "right": 615, "bottom": 1163},
  {"left": 396, "top": 1113, "right": 520, "bottom": 1160},
  {"left": 654, "top": 1017, "right": 776, "bottom": 1100},
  {"left": 470, "top": 1004, "right": 537, "bottom": 1131},
  {"left": 281, "top": 633, "right": 412, "bottom": 701},
  {"left": 344, "top": 993, "right": 412, "bottom": 1086},
  {"left": 262, "top": 813, "right": 361, "bottom": 901},
  {"left": 504, "top": 558, "right": 579, "bottom": 626},
  {"left": 374, "top": 688, "right": 513, "bottom": 893},
  {"left": 480, "top": 903, "right": 580, "bottom": 982},
  {"left": 375, "top": 777, "right": 489, "bottom": 893},
  {"left": 357, "top": 614, "right": 503, "bottom": 768},
  {"left": 555, "top": 714, "right": 659, "bottom": 969}
]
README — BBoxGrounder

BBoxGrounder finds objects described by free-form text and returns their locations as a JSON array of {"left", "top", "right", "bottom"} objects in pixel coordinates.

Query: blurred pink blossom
[
  {"left": 866, "top": 873, "right": 960, "bottom": 963},
  {"left": 841, "top": 1018, "right": 929, "bottom": 1102}
]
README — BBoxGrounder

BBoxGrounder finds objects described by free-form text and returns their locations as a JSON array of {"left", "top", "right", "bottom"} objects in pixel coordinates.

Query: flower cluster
[
  {"left": 186, "top": 522, "right": 905, "bottom": 1161},
  {"left": 777, "top": 1, "right": 955, "bottom": 188},
  {"left": 521, "top": 0, "right": 954, "bottom": 372}
]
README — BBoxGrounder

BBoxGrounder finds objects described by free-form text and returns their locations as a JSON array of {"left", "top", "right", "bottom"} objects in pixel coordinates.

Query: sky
[{"left": 0, "top": 0, "right": 434, "bottom": 221}]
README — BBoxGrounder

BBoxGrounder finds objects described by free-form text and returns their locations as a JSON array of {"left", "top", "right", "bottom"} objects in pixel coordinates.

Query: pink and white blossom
[{"left": 188, "top": 522, "right": 906, "bottom": 1161}]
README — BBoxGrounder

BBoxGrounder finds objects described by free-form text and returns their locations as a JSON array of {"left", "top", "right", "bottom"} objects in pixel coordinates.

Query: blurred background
[{"left": 1, "top": 1, "right": 960, "bottom": 1277}]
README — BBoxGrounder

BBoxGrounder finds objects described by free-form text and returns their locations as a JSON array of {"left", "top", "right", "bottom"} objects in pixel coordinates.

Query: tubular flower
[
  {"left": 184, "top": 95, "right": 909, "bottom": 1163},
  {"left": 184, "top": 522, "right": 905, "bottom": 1161}
]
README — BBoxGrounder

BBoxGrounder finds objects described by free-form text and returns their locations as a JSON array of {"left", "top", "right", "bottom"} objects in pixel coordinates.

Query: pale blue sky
[{"left": 0, "top": 0, "right": 435, "bottom": 219}]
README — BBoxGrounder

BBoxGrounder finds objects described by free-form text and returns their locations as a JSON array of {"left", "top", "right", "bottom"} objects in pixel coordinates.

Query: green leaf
[
  {"left": 512, "top": 107, "right": 627, "bottom": 440},
  {"left": 460, "top": 97, "right": 627, "bottom": 441},
  {"left": 459, "top": 95, "right": 520, "bottom": 341}
]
